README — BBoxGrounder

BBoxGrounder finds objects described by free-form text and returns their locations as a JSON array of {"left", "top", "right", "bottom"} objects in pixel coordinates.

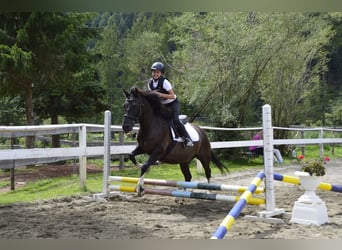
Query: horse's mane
[{"left": 131, "top": 87, "right": 172, "bottom": 120}]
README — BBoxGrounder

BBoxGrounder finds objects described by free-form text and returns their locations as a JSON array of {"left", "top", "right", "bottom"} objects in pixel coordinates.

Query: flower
[
  {"left": 297, "top": 155, "right": 305, "bottom": 160},
  {"left": 324, "top": 156, "right": 330, "bottom": 163},
  {"left": 297, "top": 155, "right": 326, "bottom": 176}
]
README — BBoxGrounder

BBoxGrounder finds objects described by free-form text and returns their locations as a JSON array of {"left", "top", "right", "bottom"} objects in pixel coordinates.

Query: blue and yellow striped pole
[
  {"left": 273, "top": 173, "right": 342, "bottom": 193},
  {"left": 211, "top": 171, "right": 265, "bottom": 239}
]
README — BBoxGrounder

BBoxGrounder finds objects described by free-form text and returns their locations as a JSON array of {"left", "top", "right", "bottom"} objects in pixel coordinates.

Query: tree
[
  {"left": 0, "top": 12, "right": 106, "bottom": 147},
  {"left": 0, "top": 96, "right": 25, "bottom": 125},
  {"left": 125, "top": 30, "right": 163, "bottom": 82},
  {"left": 94, "top": 15, "right": 127, "bottom": 124},
  {"left": 93, "top": 12, "right": 176, "bottom": 124},
  {"left": 257, "top": 13, "right": 334, "bottom": 133},
  {"left": 123, "top": 12, "right": 171, "bottom": 84},
  {"left": 31, "top": 13, "right": 106, "bottom": 146},
  {"left": 0, "top": 12, "right": 36, "bottom": 147},
  {"left": 168, "top": 12, "right": 334, "bottom": 130}
]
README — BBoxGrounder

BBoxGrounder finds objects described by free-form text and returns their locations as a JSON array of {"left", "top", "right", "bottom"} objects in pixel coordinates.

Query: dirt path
[{"left": 0, "top": 160, "right": 341, "bottom": 239}]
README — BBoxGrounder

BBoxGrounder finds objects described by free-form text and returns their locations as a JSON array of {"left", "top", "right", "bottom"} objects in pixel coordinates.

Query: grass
[
  {"left": 0, "top": 175, "right": 97, "bottom": 205},
  {"left": 0, "top": 144, "right": 340, "bottom": 205},
  {"left": 297, "top": 144, "right": 342, "bottom": 159}
]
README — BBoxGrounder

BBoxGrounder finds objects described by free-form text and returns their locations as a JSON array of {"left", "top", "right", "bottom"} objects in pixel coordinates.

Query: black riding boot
[
  {"left": 174, "top": 117, "right": 194, "bottom": 147},
  {"left": 180, "top": 127, "right": 193, "bottom": 147},
  {"left": 184, "top": 137, "right": 194, "bottom": 147}
]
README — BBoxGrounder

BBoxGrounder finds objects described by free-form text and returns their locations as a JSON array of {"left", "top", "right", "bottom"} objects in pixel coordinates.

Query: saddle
[{"left": 170, "top": 115, "right": 199, "bottom": 142}]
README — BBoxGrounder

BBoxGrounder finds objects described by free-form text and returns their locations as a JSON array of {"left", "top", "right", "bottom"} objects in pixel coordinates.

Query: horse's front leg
[
  {"left": 129, "top": 146, "right": 144, "bottom": 169},
  {"left": 137, "top": 152, "right": 160, "bottom": 197}
]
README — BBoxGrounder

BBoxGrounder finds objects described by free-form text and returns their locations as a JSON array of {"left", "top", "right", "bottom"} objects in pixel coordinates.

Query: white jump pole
[
  {"left": 262, "top": 104, "right": 276, "bottom": 211},
  {"left": 245, "top": 104, "right": 285, "bottom": 223},
  {"left": 93, "top": 110, "right": 112, "bottom": 200},
  {"left": 102, "top": 110, "right": 111, "bottom": 195}
]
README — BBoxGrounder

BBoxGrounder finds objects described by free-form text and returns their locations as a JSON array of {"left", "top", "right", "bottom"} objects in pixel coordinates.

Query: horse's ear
[
  {"left": 130, "top": 86, "right": 139, "bottom": 97},
  {"left": 123, "top": 89, "right": 129, "bottom": 97}
]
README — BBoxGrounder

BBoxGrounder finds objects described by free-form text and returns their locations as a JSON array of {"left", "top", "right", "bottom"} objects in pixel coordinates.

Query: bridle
[{"left": 123, "top": 94, "right": 143, "bottom": 123}]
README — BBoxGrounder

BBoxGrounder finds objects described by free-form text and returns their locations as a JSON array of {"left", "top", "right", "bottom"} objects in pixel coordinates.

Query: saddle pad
[{"left": 170, "top": 123, "right": 199, "bottom": 142}]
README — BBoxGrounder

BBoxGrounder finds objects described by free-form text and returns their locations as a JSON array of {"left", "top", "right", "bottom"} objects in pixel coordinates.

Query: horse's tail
[{"left": 211, "top": 150, "right": 229, "bottom": 173}]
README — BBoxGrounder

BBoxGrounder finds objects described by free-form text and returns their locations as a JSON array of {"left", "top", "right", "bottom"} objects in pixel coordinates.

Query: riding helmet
[{"left": 151, "top": 62, "right": 165, "bottom": 73}]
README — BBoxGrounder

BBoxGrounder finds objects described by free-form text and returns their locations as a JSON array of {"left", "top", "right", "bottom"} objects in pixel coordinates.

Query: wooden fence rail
[{"left": 1, "top": 122, "right": 342, "bottom": 189}]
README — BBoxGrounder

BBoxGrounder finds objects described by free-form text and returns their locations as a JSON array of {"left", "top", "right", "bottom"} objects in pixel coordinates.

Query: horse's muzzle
[{"left": 122, "top": 122, "right": 133, "bottom": 133}]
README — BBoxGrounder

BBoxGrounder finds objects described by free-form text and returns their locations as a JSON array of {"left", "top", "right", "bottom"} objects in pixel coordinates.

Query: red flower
[
  {"left": 324, "top": 156, "right": 330, "bottom": 162},
  {"left": 298, "top": 155, "right": 304, "bottom": 160}
]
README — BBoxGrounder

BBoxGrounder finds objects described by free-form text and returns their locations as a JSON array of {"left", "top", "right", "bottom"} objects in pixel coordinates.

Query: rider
[{"left": 147, "top": 61, "right": 194, "bottom": 147}]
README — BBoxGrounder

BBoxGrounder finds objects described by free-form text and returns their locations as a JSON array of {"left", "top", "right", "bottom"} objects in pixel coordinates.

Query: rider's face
[{"left": 152, "top": 69, "right": 162, "bottom": 80}]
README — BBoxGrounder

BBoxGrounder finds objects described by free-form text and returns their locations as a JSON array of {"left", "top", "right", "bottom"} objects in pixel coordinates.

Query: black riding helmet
[{"left": 151, "top": 62, "right": 165, "bottom": 73}]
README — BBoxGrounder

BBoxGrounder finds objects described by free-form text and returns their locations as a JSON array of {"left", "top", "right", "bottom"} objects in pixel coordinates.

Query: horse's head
[
  {"left": 122, "top": 86, "right": 170, "bottom": 132},
  {"left": 122, "top": 87, "right": 142, "bottom": 133}
]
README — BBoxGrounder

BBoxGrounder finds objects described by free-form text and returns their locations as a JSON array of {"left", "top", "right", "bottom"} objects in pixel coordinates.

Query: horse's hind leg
[
  {"left": 180, "top": 162, "right": 192, "bottom": 182},
  {"left": 197, "top": 157, "right": 211, "bottom": 183}
]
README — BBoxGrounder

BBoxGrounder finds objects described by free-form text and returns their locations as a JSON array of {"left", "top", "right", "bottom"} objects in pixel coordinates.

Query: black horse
[{"left": 122, "top": 87, "right": 228, "bottom": 195}]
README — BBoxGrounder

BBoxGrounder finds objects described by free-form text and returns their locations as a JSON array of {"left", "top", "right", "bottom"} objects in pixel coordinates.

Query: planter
[
  {"left": 290, "top": 171, "right": 328, "bottom": 225},
  {"left": 296, "top": 171, "right": 321, "bottom": 201}
]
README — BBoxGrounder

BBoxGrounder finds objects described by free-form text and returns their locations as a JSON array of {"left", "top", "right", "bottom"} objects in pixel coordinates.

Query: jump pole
[
  {"left": 273, "top": 173, "right": 342, "bottom": 193},
  {"left": 211, "top": 171, "right": 265, "bottom": 239},
  {"left": 103, "top": 110, "right": 111, "bottom": 195},
  {"left": 108, "top": 184, "right": 265, "bottom": 205},
  {"left": 108, "top": 176, "right": 265, "bottom": 194}
]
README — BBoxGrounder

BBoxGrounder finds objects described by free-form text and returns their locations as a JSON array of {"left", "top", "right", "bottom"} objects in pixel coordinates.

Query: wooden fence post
[
  {"left": 300, "top": 130, "right": 305, "bottom": 156},
  {"left": 10, "top": 133, "right": 15, "bottom": 190},
  {"left": 319, "top": 128, "right": 324, "bottom": 158},
  {"left": 79, "top": 125, "right": 87, "bottom": 188},
  {"left": 119, "top": 132, "right": 124, "bottom": 170}
]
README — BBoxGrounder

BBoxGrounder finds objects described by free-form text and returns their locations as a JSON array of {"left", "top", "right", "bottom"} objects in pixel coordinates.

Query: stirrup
[{"left": 184, "top": 138, "right": 194, "bottom": 147}]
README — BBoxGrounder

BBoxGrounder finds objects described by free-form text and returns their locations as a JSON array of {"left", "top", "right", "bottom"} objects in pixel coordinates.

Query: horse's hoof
[
  {"left": 174, "top": 197, "right": 184, "bottom": 204},
  {"left": 136, "top": 187, "right": 145, "bottom": 197}
]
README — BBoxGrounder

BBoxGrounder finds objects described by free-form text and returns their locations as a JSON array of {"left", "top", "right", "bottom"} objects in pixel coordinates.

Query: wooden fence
[{"left": 1, "top": 121, "right": 342, "bottom": 189}]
